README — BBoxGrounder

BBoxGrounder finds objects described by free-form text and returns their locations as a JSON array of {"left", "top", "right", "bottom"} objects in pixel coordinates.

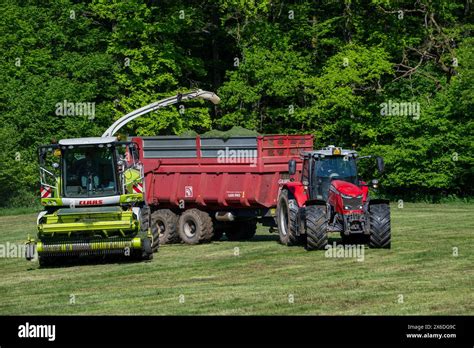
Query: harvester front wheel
[
  {"left": 152, "top": 209, "right": 179, "bottom": 245},
  {"left": 141, "top": 206, "right": 159, "bottom": 252},
  {"left": 305, "top": 205, "right": 328, "bottom": 250},
  {"left": 368, "top": 203, "right": 391, "bottom": 249},
  {"left": 178, "top": 209, "right": 213, "bottom": 244},
  {"left": 277, "top": 189, "right": 302, "bottom": 246},
  {"left": 139, "top": 238, "right": 153, "bottom": 260}
]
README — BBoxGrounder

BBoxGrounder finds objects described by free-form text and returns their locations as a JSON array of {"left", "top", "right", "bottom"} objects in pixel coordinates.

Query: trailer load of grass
[{"left": 180, "top": 126, "right": 259, "bottom": 139}]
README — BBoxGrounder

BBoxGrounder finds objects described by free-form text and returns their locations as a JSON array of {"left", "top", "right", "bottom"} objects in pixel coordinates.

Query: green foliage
[{"left": 0, "top": 0, "right": 472, "bottom": 206}]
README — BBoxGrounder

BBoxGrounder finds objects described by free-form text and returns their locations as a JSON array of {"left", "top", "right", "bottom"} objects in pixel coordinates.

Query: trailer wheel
[
  {"left": 178, "top": 209, "right": 213, "bottom": 244},
  {"left": 305, "top": 205, "right": 328, "bottom": 250},
  {"left": 151, "top": 209, "right": 179, "bottom": 245},
  {"left": 368, "top": 203, "right": 391, "bottom": 249},
  {"left": 225, "top": 219, "right": 257, "bottom": 241},
  {"left": 277, "top": 189, "right": 302, "bottom": 246}
]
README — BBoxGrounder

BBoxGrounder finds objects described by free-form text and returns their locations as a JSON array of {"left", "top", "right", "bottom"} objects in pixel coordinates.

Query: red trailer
[{"left": 132, "top": 134, "right": 313, "bottom": 244}]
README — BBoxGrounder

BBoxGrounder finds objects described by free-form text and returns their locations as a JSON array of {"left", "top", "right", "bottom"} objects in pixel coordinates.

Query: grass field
[{"left": 0, "top": 203, "right": 472, "bottom": 315}]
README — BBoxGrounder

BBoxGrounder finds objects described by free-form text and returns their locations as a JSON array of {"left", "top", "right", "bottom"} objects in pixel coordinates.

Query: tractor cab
[{"left": 305, "top": 146, "right": 359, "bottom": 201}]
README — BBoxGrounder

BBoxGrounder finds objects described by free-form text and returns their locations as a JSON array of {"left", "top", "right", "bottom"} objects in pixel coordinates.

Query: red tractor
[{"left": 277, "top": 145, "right": 391, "bottom": 250}]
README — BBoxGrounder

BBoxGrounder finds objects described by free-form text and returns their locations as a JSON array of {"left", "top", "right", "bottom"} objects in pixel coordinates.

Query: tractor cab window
[
  {"left": 63, "top": 145, "right": 117, "bottom": 197},
  {"left": 312, "top": 156, "right": 357, "bottom": 200}
]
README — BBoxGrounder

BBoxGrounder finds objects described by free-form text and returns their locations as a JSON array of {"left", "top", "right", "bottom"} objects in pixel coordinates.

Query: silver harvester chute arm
[{"left": 101, "top": 89, "right": 220, "bottom": 138}]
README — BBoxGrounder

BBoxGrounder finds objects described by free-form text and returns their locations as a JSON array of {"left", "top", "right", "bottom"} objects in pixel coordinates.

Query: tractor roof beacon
[{"left": 28, "top": 90, "right": 220, "bottom": 266}]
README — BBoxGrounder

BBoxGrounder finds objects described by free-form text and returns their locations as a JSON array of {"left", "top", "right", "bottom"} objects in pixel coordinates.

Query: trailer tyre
[
  {"left": 277, "top": 189, "right": 302, "bottom": 246},
  {"left": 368, "top": 203, "right": 391, "bottom": 249},
  {"left": 178, "top": 209, "right": 213, "bottom": 244},
  {"left": 305, "top": 205, "right": 328, "bottom": 250},
  {"left": 152, "top": 209, "right": 180, "bottom": 245},
  {"left": 225, "top": 219, "right": 257, "bottom": 241}
]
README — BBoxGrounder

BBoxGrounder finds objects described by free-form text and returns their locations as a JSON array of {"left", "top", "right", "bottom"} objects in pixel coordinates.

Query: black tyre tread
[
  {"left": 140, "top": 238, "right": 153, "bottom": 260},
  {"left": 368, "top": 203, "right": 391, "bottom": 249},
  {"left": 151, "top": 209, "right": 179, "bottom": 245},
  {"left": 305, "top": 205, "right": 328, "bottom": 250},
  {"left": 141, "top": 206, "right": 159, "bottom": 252},
  {"left": 197, "top": 210, "right": 214, "bottom": 242},
  {"left": 277, "top": 189, "right": 301, "bottom": 246}
]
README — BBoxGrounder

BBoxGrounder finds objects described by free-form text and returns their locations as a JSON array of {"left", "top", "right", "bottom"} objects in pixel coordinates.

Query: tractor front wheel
[
  {"left": 368, "top": 203, "right": 391, "bottom": 249},
  {"left": 305, "top": 205, "right": 328, "bottom": 250}
]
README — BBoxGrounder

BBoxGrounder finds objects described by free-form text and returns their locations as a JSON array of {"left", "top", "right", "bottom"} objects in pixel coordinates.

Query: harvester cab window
[
  {"left": 63, "top": 146, "right": 117, "bottom": 197},
  {"left": 312, "top": 156, "right": 358, "bottom": 200},
  {"left": 38, "top": 146, "right": 61, "bottom": 190}
]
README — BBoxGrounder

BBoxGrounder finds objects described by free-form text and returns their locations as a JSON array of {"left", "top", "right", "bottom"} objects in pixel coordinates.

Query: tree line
[{"left": 0, "top": 0, "right": 472, "bottom": 207}]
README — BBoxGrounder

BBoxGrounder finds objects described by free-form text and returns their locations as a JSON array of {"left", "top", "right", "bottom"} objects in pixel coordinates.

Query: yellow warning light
[
  {"left": 53, "top": 149, "right": 61, "bottom": 157},
  {"left": 333, "top": 147, "right": 342, "bottom": 155}
]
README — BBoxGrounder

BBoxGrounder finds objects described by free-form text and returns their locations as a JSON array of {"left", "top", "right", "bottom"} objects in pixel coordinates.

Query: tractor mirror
[
  {"left": 288, "top": 159, "right": 296, "bottom": 175},
  {"left": 376, "top": 156, "right": 385, "bottom": 173}
]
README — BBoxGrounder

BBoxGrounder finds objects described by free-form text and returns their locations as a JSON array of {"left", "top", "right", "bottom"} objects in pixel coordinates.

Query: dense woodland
[{"left": 0, "top": 0, "right": 472, "bottom": 207}]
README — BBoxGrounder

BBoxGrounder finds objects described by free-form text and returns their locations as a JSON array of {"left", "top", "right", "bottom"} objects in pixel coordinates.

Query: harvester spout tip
[{"left": 197, "top": 90, "right": 221, "bottom": 105}]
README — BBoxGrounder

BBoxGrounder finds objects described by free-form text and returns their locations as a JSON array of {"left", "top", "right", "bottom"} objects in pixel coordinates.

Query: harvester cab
[
  {"left": 32, "top": 137, "right": 152, "bottom": 266},
  {"left": 28, "top": 89, "right": 220, "bottom": 266},
  {"left": 277, "top": 145, "right": 391, "bottom": 250}
]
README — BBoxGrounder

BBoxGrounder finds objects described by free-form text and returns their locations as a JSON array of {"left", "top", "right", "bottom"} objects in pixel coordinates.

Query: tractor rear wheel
[
  {"left": 368, "top": 203, "right": 391, "bottom": 249},
  {"left": 305, "top": 205, "right": 328, "bottom": 250},
  {"left": 277, "top": 189, "right": 302, "bottom": 246},
  {"left": 225, "top": 219, "right": 257, "bottom": 241},
  {"left": 178, "top": 209, "right": 213, "bottom": 244},
  {"left": 152, "top": 209, "right": 179, "bottom": 245}
]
